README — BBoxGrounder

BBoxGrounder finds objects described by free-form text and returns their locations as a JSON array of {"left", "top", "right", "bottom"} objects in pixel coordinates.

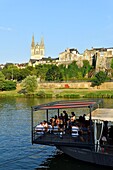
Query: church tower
[
  {"left": 30, "top": 35, "right": 45, "bottom": 60},
  {"left": 40, "top": 37, "right": 45, "bottom": 56},
  {"left": 31, "top": 35, "right": 35, "bottom": 56}
]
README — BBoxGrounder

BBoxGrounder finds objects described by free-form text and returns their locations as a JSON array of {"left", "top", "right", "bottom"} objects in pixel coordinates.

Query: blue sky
[{"left": 0, "top": 0, "right": 113, "bottom": 64}]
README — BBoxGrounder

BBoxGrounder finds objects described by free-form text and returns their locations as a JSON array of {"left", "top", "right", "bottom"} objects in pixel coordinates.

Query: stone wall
[{"left": 37, "top": 82, "right": 113, "bottom": 90}]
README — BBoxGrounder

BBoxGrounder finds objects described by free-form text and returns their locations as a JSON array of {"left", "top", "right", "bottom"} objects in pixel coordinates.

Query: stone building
[
  {"left": 59, "top": 48, "right": 84, "bottom": 67},
  {"left": 59, "top": 47, "right": 113, "bottom": 73},
  {"left": 84, "top": 47, "right": 113, "bottom": 72}
]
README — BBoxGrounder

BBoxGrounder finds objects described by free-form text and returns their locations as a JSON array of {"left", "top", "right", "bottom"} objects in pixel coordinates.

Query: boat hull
[{"left": 57, "top": 146, "right": 113, "bottom": 167}]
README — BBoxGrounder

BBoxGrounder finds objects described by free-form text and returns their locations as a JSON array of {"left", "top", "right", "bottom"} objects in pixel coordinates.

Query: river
[{"left": 0, "top": 97, "right": 113, "bottom": 170}]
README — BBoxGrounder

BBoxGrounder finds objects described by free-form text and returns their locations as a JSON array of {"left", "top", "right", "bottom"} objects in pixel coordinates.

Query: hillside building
[
  {"left": 29, "top": 35, "right": 45, "bottom": 66},
  {"left": 28, "top": 36, "right": 113, "bottom": 74}
]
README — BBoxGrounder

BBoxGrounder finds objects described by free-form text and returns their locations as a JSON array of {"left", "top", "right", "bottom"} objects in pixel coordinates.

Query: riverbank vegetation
[
  {"left": 1, "top": 87, "right": 113, "bottom": 99},
  {"left": 0, "top": 60, "right": 113, "bottom": 98}
]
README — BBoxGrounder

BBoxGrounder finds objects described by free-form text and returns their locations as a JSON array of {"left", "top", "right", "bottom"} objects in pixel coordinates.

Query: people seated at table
[
  {"left": 35, "top": 122, "right": 45, "bottom": 135},
  {"left": 35, "top": 111, "right": 90, "bottom": 142}
]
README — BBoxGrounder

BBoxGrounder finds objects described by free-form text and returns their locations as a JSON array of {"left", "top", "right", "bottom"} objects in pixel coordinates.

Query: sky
[{"left": 0, "top": 0, "right": 113, "bottom": 64}]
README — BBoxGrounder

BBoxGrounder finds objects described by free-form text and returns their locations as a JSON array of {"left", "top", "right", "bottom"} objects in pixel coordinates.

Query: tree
[
  {"left": 59, "top": 64, "right": 68, "bottom": 81},
  {"left": 2, "top": 64, "right": 20, "bottom": 80},
  {"left": 21, "top": 75, "right": 37, "bottom": 93},
  {"left": 0, "top": 71, "right": 16, "bottom": 91},
  {"left": 81, "top": 60, "right": 91, "bottom": 77},
  {"left": 35, "top": 64, "right": 51, "bottom": 81},
  {"left": 18, "top": 68, "right": 31, "bottom": 81},
  {"left": 67, "top": 61, "right": 79, "bottom": 79},
  {"left": 110, "top": 58, "right": 113, "bottom": 69},
  {"left": 2, "top": 80, "right": 16, "bottom": 91},
  {"left": 91, "top": 71, "right": 107, "bottom": 87},
  {"left": 0, "top": 71, "right": 5, "bottom": 90},
  {"left": 45, "top": 65, "right": 63, "bottom": 81}
]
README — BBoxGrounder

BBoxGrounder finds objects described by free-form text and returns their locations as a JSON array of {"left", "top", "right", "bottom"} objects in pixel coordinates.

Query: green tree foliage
[
  {"left": 68, "top": 61, "right": 78, "bottom": 78},
  {"left": 59, "top": 64, "right": 68, "bottom": 81},
  {"left": 81, "top": 60, "right": 92, "bottom": 77},
  {"left": 25, "top": 66, "right": 37, "bottom": 76},
  {"left": 21, "top": 75, "right": 37, "bottom": 93},
  {"left": 2, "top": 80, "right": 16, "bottom": 91},
  {"left": 35, "top": 64, "right": 51, "bottom": 81},
  {"left": 0, "top": 71, "right": 5, "bottom": 80},
  {"left": 2, "top": 64, "right": 32, "bottom": 81},
  {"left": 17, "top": 68, "right": 31, "bottom": 81},
  {"left": 45, "top": 65, "right": 63, "bottom": 81},
  {"left": 2, "top": 64, "right": 19, "bottom": 80},
  {"left": 67, "top": 61, "right": 79, "bottom": 79},
  {"left": 91, "top": 71, "right": 107, "bottom": 87},
  {"left": 0, "top": 71, "right": 5, "bottom": 90},
  {"left": 0, "top": 71, "right": 16, "bottom": 91},
  {"left": 110, "top": 58, "right": 113, "bottom": 69}
]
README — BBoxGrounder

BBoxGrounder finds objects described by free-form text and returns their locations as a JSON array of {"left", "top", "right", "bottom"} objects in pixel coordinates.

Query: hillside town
[{"left": 1, "top": 35, "right": 113, "bottom": 75}]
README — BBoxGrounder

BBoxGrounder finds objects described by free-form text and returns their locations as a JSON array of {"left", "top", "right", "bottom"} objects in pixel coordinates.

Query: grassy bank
[{"left": 1, "top": 88, "right": 113, "bottom": 99}]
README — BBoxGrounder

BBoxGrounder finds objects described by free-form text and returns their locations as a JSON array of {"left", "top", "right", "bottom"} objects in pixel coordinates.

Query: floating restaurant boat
[{"left": 31, "top": 100, "right": 113, "bottom": 167}]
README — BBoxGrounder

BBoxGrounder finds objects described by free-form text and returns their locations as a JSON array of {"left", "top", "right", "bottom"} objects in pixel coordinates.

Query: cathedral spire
[
  {"left": 40, "top": 37, "right": 44, "bottom": 47},
  {"left": 31, "top": 35, "right": 35, "bottom": 48}
]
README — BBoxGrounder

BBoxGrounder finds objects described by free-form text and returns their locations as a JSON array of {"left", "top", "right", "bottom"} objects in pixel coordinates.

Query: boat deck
[
  {"left": 33, "top": 131, "right": 92, "bottom": 147},
  {"left": 33, "top": 130, "right": 113, "bottom": 155}
]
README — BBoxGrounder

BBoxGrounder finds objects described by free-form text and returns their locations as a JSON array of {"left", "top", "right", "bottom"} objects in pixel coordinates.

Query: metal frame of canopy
[{"left": 31, "top": 100, "right": 102, "bottom": 144}]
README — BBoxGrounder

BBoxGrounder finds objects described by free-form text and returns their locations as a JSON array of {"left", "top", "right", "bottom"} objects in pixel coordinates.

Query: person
[
  {"left": 50, "top": 117, "right": 55, "bottom": 128},
  {"left": 63, "top": 110, "right": 68, "bottom": 129},
  {"left": 35, "top": 122, "right": 45, "bottom": 135},
  {"left": 43, "top": 120, "right": 48, "bottom": 132},
  {"left": 54, "top": 115, "right": 58, "bottom": 123},
  {"left": 53, "top": 123, "right": 59, "bottom": 134},
  {"left": 71, "top": 123, "right": 79, "bottom": 137},
  {"left": 81, "top": 114, "right": 86, "bottom": 125},
  {"left": 78, "top": 130, "right": 85, "bottom": 142},
  {"left": 70, "top": 112, "right": 76, "bottom": 125},
  {"left": 59, "top": 117, "right": 64, "bottom": 129}
]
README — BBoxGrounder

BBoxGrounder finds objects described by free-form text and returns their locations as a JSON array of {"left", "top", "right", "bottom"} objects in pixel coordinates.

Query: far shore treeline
[{"left": 0, "top": 62, "right": 113, "bottom": 98}]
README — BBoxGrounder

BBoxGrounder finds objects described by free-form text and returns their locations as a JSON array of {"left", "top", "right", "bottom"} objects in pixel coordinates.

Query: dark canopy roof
[{"left": 32, "top": 100, "right": 100, "bottom": 111}]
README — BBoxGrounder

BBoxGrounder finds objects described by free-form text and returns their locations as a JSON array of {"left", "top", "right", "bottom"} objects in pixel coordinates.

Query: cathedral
[{"left": 30, "top": 35, "right": 45, "bottom": 60}]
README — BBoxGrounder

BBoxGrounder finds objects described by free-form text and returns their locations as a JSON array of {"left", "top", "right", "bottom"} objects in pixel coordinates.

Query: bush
[
  {"left": 63, "top": 93, "right": 80, "bottom": 98},
  {"left": 36, "top": 91, "right": 46, "bottom": 97},
  {"left": 55, "top": 94, "right": 63, "bottom": 98},
  {"left": 45, "top": 94, "right": 53, "bottom": 98},
  {"left": 2, "top": 80, "right": 16, "bottom": 91}
]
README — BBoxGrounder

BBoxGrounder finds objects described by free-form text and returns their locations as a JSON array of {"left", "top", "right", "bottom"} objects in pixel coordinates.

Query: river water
[{"left": 0, "top": 97, "right": 113, "bottom": 170}]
